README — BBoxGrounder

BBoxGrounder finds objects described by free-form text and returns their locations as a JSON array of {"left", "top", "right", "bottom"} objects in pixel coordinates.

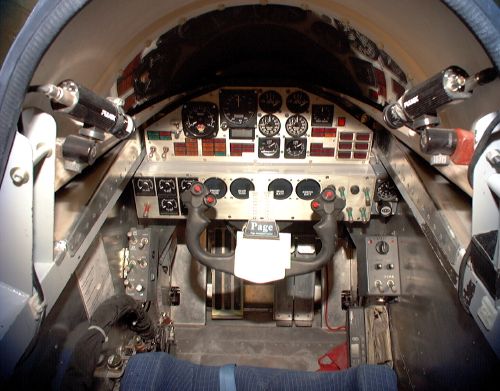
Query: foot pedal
[
  {"left": 209, "top": 227, "right": 244, "bottom": 319},
  {"left": 274, "top": 277, "right": 294, "bottom": 326},
  {"left": 293, "top": 272, "right": 315, "bottom": 327},
  {"left": 274, "top": 272, "right": 315, "bottom": 327}
]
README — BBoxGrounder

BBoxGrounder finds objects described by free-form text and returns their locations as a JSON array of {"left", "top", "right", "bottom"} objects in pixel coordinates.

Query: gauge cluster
[
  {"left": 144, "top": 87, "right": 373, "bottom": 163},
  {"left": 136, "top": 87, "right": 377, "bottom": 222}
]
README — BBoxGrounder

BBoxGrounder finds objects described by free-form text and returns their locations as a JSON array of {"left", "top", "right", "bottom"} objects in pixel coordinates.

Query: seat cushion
[{"left": 120, "top": 352, "right": 397, "bottom": 391}]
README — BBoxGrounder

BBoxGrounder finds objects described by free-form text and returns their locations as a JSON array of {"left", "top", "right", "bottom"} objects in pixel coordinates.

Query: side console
[
  {"left": 123, "top": 228, "right": 158, "bottom": 302},
  {"left": 359, "top": 235, "right": 402, "bottom": 297}
]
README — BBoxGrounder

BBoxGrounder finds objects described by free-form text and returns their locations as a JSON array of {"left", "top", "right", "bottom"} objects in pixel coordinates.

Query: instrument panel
[
  {"left": 133, "top": 162, "right": 376, "bottom": 222},
  {"left": 145, "top": 87, "right": 373, "bottom": 163},
  {"left": 137, "top": 87, "right": 377, "bottom": 222}
]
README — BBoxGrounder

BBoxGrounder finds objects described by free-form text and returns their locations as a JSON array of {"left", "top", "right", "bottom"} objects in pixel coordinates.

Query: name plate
[{"left": 243, "top": 220, "right": 279, "bottom": 239}]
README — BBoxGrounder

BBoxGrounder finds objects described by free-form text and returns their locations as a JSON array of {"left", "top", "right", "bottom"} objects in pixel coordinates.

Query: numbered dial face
[
  {"left": 258, "top": 114, "right": 281, "bottom": 136},
  {"left": 181, "top": 102, "right": 218, "bottom": 138},
  {"left": 286, "top": 91, "right": 310, "bottom": 113},
  {"left": 311, "top": 104, "right": 334, "bottom": 126},
  {"left": 285, "top": 115, "right": 308, "bottom": 137},
  {"left": 285, "top": 138, "right": 306, "bottom": 159},
  {"left": 376, "top": 181, "right": 398, "bottom": 201},
  {"left": 258, "top": 138, "right": 280, "bottom": 158},
  {"left": 259, "top": 90, "right": 282, "bottom": 113},
  {"left": 220, "top": 90, "right": 257, "bottom": 127}
]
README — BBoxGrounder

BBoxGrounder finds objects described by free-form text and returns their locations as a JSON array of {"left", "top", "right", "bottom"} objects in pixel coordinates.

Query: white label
[
  {"left": 76, "top": 238, "right": 115, "bottom": 318},
  {"left": 101, "top": 109, "right": 116, "bottom": 121},
  {"left": 403, "top": 95, "right": 419, "bottom": 108}
]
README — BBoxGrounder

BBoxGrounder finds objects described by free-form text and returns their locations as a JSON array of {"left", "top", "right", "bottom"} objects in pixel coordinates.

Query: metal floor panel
[{"left": 175, "top": 313, "right": 346, "bottom": 371}]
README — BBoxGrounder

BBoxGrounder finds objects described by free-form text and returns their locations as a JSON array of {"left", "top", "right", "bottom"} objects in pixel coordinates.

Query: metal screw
[
  {"left": 54, "top": 240, "right": 68, "bottom": 252},
  {"left": 10, "top": 167, "right": 29, "bottom": 186}
]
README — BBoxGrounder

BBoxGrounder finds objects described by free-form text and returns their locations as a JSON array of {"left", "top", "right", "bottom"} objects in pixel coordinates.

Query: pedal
[{"left": 209, "top": 227, "right": 244, "bottom": 319}]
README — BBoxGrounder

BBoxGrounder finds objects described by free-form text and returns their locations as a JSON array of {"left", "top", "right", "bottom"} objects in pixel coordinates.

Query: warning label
[{"left": 76, "top": 238, "right": 115, "bottom": 318}]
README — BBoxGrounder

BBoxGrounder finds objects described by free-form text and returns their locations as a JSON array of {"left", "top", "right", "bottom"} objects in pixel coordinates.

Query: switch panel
[
  {"left": 359, "top": 236, "right": 401, "bottom": 297},
  {"left": 124, "top": 228, "right": 158, "bottom": 302}
]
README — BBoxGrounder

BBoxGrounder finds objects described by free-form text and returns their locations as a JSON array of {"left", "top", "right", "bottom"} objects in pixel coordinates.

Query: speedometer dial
[
  {"left": 284, "top": 138, "right": 307, "bottom": 159},
  {"left": 220, "top": 90, "right": 258, "bottom": 127},
  {"left": 258, "top": 114, "right": 281, "bottom": 136},
  {"left": 286, "top": 91, "right": 310, "bottom": 113},
  {"left": 181, "top": 102, "right": 218, "bottom": 138},
  {"left": 258, "top": 138, "right": 280, "bottom": 158},
  {"left": 259, "top": 90, "right": 282, "bottom": 113},
  {"left": 285, "top": 114, "right": 308, "bottom": 137}
]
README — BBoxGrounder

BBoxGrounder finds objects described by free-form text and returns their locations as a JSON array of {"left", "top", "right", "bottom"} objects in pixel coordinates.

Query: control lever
[{"left": 181, "top": 183, "right": 345, "bottom": 279}]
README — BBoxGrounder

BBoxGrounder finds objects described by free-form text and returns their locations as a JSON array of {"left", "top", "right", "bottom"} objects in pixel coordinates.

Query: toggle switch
[
  {"left": 359, "top": 207, "right": 367, "bottom": 223},
  {"left": 363, "top": 187, "right": 371, "bottom": 206},
  {"left": 375, "top": 280, "right": 384, "bottom": 293},
  {"left": 346, "top": 207, "right": 353, "bottom": 223},
  {"left": 338, "top": 186, "right": 346, "bottom": 200}
]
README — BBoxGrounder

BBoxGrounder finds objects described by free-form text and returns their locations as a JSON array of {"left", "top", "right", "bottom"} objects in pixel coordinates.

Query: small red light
[
  {"left": 206, "top": 195, "right": 215, "bottom": 204},
  {"left": 311, "top": 201, "right": 320, "bottom": 209},
  {"left": 338, "top": 117, "right": 346, "bottom": 126},
  {"left": 193, "top": 184, "right": 202, "bottom": 193}
]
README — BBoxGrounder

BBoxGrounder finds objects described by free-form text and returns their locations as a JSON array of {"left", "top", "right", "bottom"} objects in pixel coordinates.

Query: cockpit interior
[{"left": 0, "top": 1, "right": 499, "bottom": 390}]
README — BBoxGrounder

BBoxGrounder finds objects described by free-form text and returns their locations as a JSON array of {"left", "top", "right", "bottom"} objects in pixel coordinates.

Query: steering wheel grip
[{"left": 181, "top": 183, "right": 346, "bottom": 278}]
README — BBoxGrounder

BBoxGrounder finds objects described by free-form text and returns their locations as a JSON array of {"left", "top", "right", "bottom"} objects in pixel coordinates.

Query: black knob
[{"left": 375, "top": 240, "right": 390, "bottom": 255}]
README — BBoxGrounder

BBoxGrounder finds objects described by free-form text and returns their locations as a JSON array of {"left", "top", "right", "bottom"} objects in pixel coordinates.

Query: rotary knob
[{"left": 375, "top": 240, "right": 390, "bottom": 255}]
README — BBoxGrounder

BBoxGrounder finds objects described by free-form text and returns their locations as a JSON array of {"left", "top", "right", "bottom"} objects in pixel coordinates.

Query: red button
[
  {"left": 311, "top": 201, "right": 320, "bottom": 209},
  {"left": 322, "top": 190, "right": 335, "bottom": 201},
  {"left": 193, "top": 184, "right": 202, "bottom": 193},
  {"left": 206, "top": 195, "right": 215, "bottom": 204}
]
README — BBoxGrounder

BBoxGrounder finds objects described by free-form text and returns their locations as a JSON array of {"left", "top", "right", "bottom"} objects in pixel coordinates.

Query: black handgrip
[{"left": 181, "top": 183, "right": 346, "bottom": 279}]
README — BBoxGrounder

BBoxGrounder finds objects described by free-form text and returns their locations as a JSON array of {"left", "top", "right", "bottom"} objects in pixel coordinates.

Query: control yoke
[{"left": 181, "top": 182, "right": 346, "bottom": 279}]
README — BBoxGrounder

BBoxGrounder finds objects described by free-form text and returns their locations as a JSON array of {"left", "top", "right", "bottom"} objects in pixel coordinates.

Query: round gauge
[
  {"left": 285, "top": 115, "right": 308, "bottom": 137},
  {"left": 286, "top": 91, "right": 310, "bottom": 113},
  {"left": 268, "top": 179, "right": 293, "bottom": 200},
  {"left": 156, "top": 178, "right": 176, "bottom": 195},
  {"left": 179, "top": 178, "right": 198, "bottom": 192},
  {"left": 160, "top": 198, "right": 178, "bottom": 213},
  {"left": 351, "top": 30, "right": 380, "bottom": 60},
  {"left": 220, "top": 90, "right": 257, "bottom": 126},
  {"left": 204, "top": 177, "right": 227, "bottom": 199},
  {"left": 258, "top": 114, "right": 281, "bottom": 136},
  {"left": 376, "top": 181, "right": 398, "bottom": 202},
  {"left": 285, "top": 139, "right": 306, "bottom": 159},
  {"left": 258, "top": 138, "right": 280, "bottom": 158},
  {"left": 296, "top": 179, "right": 321, "bottom": 200},
  {"left": 259, "top": 90, "right": 282, "bottom": 113},
  {"left": 230, "top": 178, "right": 255, "bottom": 199},
  {"left": 181, "top": 102, "right": 218, "bottom": 139},
  {"left": 134, "top": 177, "right": 155, "bottom": 195}
]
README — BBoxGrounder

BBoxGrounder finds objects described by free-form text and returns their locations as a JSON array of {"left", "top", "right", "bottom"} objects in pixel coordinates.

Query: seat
[{"left": 120, "top": 352, "right": 397, "bottom": 391}]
